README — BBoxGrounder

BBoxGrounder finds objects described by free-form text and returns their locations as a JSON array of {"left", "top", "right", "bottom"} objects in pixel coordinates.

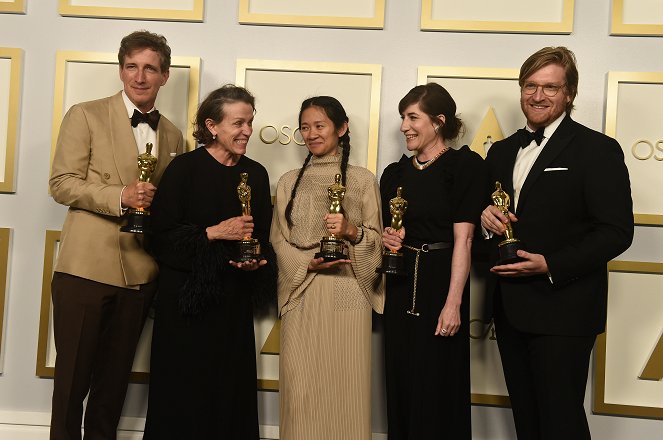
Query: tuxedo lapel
[
  {"left": 517, "top": 116, "right": 576, "bottom": 214},
  {"left": 109, "top": 92, "right": 139, "bottom": 185}
]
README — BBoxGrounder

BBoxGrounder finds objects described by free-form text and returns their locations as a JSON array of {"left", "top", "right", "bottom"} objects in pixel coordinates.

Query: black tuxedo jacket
[{"left": 486, "top": 115, "right": 633, "bottom": 336}]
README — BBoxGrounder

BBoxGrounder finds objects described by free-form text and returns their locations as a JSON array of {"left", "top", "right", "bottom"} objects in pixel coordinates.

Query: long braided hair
[{"left": 285, "top": 96, "right": 351, "bottom": 227}]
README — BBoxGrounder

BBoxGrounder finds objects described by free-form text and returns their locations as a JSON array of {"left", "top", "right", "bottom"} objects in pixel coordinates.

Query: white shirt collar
[
  {"left": 121, "top": 90, "right": 156, "bottom": 117},
  {"left": 526, "top": 112, "right": 566, "bottom": 141}
]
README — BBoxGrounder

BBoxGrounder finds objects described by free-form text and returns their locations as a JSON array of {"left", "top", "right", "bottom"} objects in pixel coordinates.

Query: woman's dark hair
[
  {"left": 398, "top": 83, "right": 463, "bottom": 141},
  {"left": 285, "top": 96, "right": 350, "bottom": 227},
  {"left": 192, "top": 85, "right": 256, "bottom": 145}
]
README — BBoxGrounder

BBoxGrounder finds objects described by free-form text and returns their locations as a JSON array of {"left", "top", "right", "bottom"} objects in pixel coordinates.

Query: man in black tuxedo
[{"left": 481, "top": 47, "right": 633, "bottom": 439}]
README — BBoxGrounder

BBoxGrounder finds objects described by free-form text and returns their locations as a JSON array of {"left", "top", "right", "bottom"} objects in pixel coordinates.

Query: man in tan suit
[{"left": 49, "top": 31, "right": 184, "bottom": 440}]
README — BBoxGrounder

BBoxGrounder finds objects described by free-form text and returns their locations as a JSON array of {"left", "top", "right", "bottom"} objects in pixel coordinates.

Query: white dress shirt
[
  {"left": 512, "top": 112, "right": 565, "bottom": 211},
  {"left": 122, "top": 91, "right": 158, "bottom": 157}
]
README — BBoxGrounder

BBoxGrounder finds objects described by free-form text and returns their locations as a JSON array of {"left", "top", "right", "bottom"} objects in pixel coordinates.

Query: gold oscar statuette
[
  {"left": 236, "top": 172, "right": 262, "bottom": 262},
  {"left": 314, "top": 173, "right": 349, "bottom": 261},
  {"left": 492, "top": 181, "right": 525, "bottom": 264},
  {"left": 121, "top": 143, "right": 157, "bottom": 234},
  {"left": 377, "top": 186, "right": 408, "bottom": 275}
]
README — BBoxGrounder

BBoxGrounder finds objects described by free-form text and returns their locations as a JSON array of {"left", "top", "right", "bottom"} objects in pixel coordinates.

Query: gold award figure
[
  {"left": 121, "top": 143, "right": 157, "bottom": 234},
  {"left": 236, "top": 172, "right": 261, "bottom": 262},
  {"left": 377, "top": 187, "right": 408, "bottom": 275},
  {"left": 492, "top": 181, "right": 524, "bottom": 264},
  {"left": 328, "top": 174, "right": 345, "bottom": 215},
  {"left": 314, "top": 173, "right": 349, "bottom": 261}
]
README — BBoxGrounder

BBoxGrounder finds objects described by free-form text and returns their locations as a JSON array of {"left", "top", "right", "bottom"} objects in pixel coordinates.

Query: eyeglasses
[{"left": 521, "top": 83, "right": 566, "bottom": 97}]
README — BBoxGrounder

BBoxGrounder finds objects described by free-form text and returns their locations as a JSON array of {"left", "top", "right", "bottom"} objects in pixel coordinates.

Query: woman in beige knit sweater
[{"left": 271, "top": 96, "right": 384, "bottom": 440}]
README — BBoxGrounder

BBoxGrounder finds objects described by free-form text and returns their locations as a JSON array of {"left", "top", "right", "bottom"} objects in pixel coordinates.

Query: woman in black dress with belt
[{"left": 380, "top": 83, "right": 487, "bottom": 439}]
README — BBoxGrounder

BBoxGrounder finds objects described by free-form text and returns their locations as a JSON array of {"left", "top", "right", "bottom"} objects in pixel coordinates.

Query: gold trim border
[
  {"left": 236, "top": 59, "right": 382, "bottom": 175},
  {"left": 0, "top": 0, "right": 25, "bottom": 14},
  {"left": 421, "top": 0, "right": 574, "bottom": 33},
  {"left": 0, "top": 228, "right": 10, "bottom": 360},
  {"left": 593, "top": 260, "right": 663, "bottom": 419},
  {"left": 605, "top": 71, "right": 663, "bottom": 226},
  {"left": 58, "top": 0, "right": 204, "bottom": 22},
  {"left": 0, "top": 48, "right": 22, "bottom": 193},
  {"left": 238, "top": 0, "right": 385, "bottom": 29},
  {"left": 611, "top": 0, "right": 663, "bottom": 36},
  {"left": 50, "top": 51, "right": 200, "bottom": 180}
]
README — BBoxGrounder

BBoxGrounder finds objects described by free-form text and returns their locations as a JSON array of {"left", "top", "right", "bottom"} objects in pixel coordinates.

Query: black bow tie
[
  {"left": 517, "top": 127, "right": 545, "bottom": 148},
  {"left": 131, "top": 109, "right": 160, "bottom": 131}
]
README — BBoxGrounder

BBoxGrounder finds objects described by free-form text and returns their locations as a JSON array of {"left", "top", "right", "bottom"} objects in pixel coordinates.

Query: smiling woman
[
  {"left": 271, "top": 96, "right": 384, "bottom": 440},
  {"left": 143, "top": 85, "right": 277, "bottom": 440},
  {"left": 380, "top": 83, "right": 488, "bottom": 439}
]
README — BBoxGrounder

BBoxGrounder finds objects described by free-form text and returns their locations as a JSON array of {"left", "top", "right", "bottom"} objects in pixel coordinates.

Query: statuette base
[
  {"left": 497, "top": 239, "right": 525, "bottom": 265},
  {"left": 376, "top": 251, "right": 406, "bottom": 276},
  {"left": 314, "top": 236, "right": 348, "bottom": 262},
  {"left": 120, "top": 208, "right": 150, "bottom": 234},
  {"left": 238, "top": 238, "right": 262, "bottom": 263}
]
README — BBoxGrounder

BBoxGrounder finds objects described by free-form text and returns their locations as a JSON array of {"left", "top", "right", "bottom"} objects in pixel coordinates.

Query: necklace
[{"left": 412, "top": 147, "right": 449, "bottom": 170}]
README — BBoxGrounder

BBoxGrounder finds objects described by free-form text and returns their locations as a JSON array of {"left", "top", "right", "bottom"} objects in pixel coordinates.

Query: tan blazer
[{"left": 50, "top": 92, "right": 184, "bottom": 288}]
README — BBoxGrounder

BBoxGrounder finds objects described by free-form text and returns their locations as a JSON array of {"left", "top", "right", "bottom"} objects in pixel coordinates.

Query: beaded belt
[{"left": 401, "top": 241, "right": 453, "bottom": 316}]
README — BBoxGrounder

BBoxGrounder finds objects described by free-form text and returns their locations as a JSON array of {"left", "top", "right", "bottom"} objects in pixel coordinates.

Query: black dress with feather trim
[{"left": 143, "top": 147, "right": 276, "bottom": 440}]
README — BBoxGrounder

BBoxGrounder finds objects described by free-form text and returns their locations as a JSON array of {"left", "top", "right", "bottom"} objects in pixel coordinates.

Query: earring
[{"left": 212, "top": 134, "right": 217, "bottom": 140}]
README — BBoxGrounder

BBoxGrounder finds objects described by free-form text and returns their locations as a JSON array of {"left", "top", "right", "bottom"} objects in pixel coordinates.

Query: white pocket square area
[{"left": 544, "top": 167, "right": 568, "bottom": 171}]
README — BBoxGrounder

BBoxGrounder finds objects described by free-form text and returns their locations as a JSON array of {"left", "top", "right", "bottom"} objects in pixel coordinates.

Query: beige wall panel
[
  {"left": 594, "top": 262, "right": 663, "bottom": 418},
  {"left": 605, "top": 73, "right": 663, "bottom": 226},
  {"left": 239, "top": 0, "right": 384, "bottom": 28},
  {"left": 0, "top": 228, "right": 10, "bottom": 372},
  {"left": 0, "top": 48, "right": 21, "bottom": 193},
  {"left": 612, "top": 0, "right": 663, "bottom": 35},
  {"left": 422, "top": 0, "right": 573, "bottom": 33},
  {"left": 0, "top": 0, "right": 24, "bottom": 14},
  {"left": 59, "top": 0, "right": 203, "bottom": 21}
]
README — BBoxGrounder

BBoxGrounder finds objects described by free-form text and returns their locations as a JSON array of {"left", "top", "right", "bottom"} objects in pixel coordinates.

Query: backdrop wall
[{"left": 0, "top": 1, "right": 661, "bottom": 438}]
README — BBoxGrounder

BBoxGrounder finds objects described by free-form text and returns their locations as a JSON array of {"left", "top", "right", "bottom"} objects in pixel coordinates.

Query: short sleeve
[{"left": 451, "top": 146, "right": 489, "bottom": 224}]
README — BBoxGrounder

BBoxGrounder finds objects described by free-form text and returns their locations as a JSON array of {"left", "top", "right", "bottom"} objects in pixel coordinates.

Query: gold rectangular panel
[
  {"left": 612, "top": 0, "right": 663, "bottom": 36},
  {"left": 605, "top": 72, "right": 663, "bottom": 226},
  {"left": 238, "top": 0, "right": 385, "bottom": 29},
  {"left": 58, "top": 0, "right": 203, "bottom": 22},
  {"left": 0, "top": 0, "right": 25, "bottom": 14},
  {"left": 0, "top": 228, "right": 10, "bottom": 367},
  {"left": 0, "top": 47, "right": 22, "bottom": 193},
  {"left": 421, "top": 0, "right": 574, "bottom": 33},
  {"left": 593, "top": 261, "right": 663, "bottom": 419}
]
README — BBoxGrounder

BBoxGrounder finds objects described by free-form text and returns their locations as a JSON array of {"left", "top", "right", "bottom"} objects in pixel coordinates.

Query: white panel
[
  {"left": 248, "top": 0, "right": 374, "bottom": 18},
  {"left": 432, "top": 0, "right": 563, "bottom": 22}
]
